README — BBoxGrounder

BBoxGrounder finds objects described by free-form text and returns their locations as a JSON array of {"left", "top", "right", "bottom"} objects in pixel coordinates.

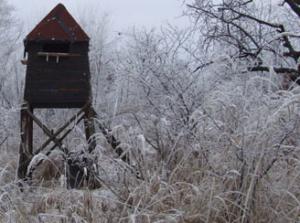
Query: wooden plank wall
[{"left": 24, "top": 42, "right": 91, "bottom": 108}]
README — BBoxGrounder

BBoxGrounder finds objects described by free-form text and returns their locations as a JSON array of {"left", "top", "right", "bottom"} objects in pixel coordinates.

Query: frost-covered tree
[
  {"left": 114, "top": 27, "right": 207, "bottom": 162},
  {"left": 187, "top": 0, "right": 300, "bottom": 86},
  {"left": 0, "top": 0, "right": 19, "bottom": 106},
  {"left": 0, "top": 0, "right": 22, "bottom": 150}
]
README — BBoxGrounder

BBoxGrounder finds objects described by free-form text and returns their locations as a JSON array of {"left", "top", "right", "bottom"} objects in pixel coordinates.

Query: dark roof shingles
[{"left": 26, "top": 3, "right": 89, "bottom": 42}]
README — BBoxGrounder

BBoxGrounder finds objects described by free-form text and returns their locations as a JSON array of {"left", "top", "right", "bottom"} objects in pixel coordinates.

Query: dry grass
[{"left": 0, "top": 134, "right": 299, "bottom": 222}]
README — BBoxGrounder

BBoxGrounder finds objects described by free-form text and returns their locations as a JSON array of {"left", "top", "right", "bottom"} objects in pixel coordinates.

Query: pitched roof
[{"left": 26, "top": 3, "right": 89, "bottom": 42}]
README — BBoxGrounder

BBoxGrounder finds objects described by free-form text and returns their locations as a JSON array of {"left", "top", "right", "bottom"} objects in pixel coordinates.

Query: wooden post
[
  {"left": 17, "top": 103, "right": 33, "bottom": 179},
  {"left": 84, "top": 104, "right": 97, "bottom": 153}
]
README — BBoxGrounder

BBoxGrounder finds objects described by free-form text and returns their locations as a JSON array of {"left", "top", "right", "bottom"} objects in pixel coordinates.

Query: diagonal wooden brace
[
  {"left": 44, "top": 114, "right": 85, "bottom": 156},
  {"left": 34, "top": 104, "right": 88, "bottom": 155},
  {"left": 25, "top": 109, "right": 68, "bottom": 154}
]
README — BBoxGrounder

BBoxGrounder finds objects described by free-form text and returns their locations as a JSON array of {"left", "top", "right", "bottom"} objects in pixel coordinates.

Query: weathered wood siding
[{"left": 24, "top": 42, "right": 91, "bottom": 108}]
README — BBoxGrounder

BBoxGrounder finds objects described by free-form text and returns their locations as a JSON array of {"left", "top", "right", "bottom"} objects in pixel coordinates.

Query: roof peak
[
  {"left": 56, "top": 3, "right": 66, "bottom": 7},
  {"left": 52, "top": 3, "right": 67, "bottom": 12},
  {"left": 25, "top": 3, "right": 89, "bottom": 42}
]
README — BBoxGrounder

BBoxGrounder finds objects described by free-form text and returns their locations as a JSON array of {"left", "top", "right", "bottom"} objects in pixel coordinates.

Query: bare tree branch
[{"left": 285, "top": 0, "right": 300, "bottom": 18}]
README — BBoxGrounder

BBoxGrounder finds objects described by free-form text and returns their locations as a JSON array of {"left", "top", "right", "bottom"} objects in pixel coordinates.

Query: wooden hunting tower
[
  {"left": 18, "top": 3, "right": 97, "bottom": 186},
  {"left": 24, "top": 3, "right": 90, "bottom": 108}
]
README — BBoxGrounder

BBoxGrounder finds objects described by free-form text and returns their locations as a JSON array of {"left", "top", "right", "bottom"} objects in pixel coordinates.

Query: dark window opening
[{"left": 43, "top": 43, "right": 70, "bottom": 53}]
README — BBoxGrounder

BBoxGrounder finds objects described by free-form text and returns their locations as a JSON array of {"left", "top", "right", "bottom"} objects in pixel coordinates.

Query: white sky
[{"left": 9, "top": 0, "right": 188, "bottom": 34}]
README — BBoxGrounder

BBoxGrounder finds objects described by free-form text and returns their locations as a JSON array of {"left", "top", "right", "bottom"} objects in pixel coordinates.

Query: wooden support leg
[
  {"left": 84, "top": 104, "right": 97, "bottom": 153},
  {"left": 17, "top": 103, "right": 33, "bottom": 179}
]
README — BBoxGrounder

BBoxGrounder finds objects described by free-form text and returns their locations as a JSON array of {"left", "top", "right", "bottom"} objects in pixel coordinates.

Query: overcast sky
[{"left": 9, "top": 0, "right": 188, "bottom": 34}]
